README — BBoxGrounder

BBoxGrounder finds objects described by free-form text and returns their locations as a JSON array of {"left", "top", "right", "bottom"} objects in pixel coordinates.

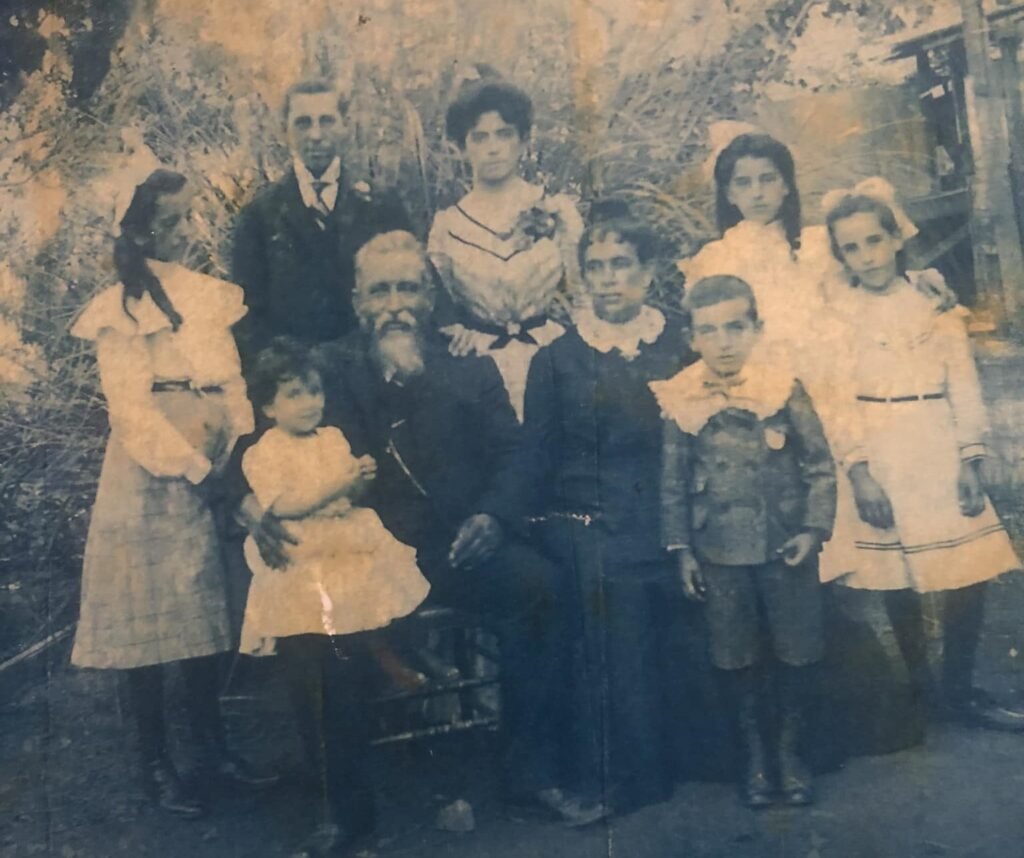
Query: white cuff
[{"left": 184, "top": 455, "right": 212, "bottom": 485}]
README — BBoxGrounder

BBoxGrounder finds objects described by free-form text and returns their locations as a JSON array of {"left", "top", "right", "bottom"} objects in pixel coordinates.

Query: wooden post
[{"left": 960, "top": 0, "right": 1022, "bottom": 320}]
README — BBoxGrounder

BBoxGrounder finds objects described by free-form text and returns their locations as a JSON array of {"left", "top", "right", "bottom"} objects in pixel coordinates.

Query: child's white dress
[
  {"left": 819, "top": 281, "right": 1020, "bottom": 591},
  {"left": 240, "top": 426, "right": 429, "bottom": 655}
]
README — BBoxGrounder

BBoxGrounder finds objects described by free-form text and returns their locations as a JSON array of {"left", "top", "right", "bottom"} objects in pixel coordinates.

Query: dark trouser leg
[
  {"left": 719, "top": 666, "right": 772, "bottom": 808},
  {"left": 123, "top": 664, "right": 203, "bottom": 818},
  {"left": 320, "top": 633, "right": 377, "bottom": 836},
  {"left": 942, "top": 582, "right": 987, "bottom": 703},
  {"left": 884, "top": 589, "right": 935, "bottom": 706},
  {"left": 181, "top": 654, "right": 227, "bottom": 752},
  {"left": 424, "top": 538, "right": 570, "bottom": 797},
  {"left": 478, "top": 542, "right": 569, "bottom": 798}
]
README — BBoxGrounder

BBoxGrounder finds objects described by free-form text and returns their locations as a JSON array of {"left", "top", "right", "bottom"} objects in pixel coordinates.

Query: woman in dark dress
[{"left": 523, "top": 204, "right": 726, "bottom": 816}]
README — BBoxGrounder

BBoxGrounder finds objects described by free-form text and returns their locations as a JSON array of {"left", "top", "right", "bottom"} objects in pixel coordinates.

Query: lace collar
[
  {"left": 649, "top": 360, "right": 794, "bottom": 436},
  {"left": 574, "top": 304, "right": 665, "bottom": 361}
]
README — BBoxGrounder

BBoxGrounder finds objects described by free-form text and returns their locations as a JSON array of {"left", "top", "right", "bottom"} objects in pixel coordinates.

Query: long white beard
[{"left": 375, "top": 328, "right": 425, "bottom": 382}]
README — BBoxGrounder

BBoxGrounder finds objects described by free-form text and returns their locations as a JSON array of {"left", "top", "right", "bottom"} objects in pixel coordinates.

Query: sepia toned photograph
[{"left": 5, "top": 1, "right": 1024, "bottom": 855}]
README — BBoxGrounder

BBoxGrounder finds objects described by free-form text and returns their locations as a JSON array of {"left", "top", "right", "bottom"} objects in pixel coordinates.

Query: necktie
[{"left": 311, "top": 180, "right": 331, "bottom": 229}]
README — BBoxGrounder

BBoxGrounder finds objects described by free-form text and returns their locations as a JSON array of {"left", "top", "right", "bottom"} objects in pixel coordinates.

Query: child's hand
[
  {"left": 958, "top": 460, "right": 986, "bottom": 517},
  {"left": 355, "top": 454, "right": 377, "bottom": 482},
  {"left": 849, "top": 462, "right": 895, "bottom": 529},
  {"left": 778, "top": 532, "right": 822, "bottom": 567},
  {"left": 676, "top": 549, "right": 705, "bottom": 602}
]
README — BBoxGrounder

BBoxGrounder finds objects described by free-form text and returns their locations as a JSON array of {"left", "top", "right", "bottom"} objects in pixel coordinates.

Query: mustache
[{"left": 373, "top": 309, "right": 419, "bottom": 333}]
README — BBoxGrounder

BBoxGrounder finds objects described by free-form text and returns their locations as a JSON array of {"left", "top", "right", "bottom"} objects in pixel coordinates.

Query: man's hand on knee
[{"left": 448, "top": 514, "right": 503, "bottom": 569}]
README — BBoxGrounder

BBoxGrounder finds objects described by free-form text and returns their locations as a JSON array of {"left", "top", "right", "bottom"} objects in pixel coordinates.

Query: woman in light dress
[{"left": 428, "top": 69, "right": 583, "bottom": 421}]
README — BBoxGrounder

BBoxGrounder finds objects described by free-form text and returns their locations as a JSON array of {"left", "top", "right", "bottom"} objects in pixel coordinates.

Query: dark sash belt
[
  {"left": 463, "top": 314, "right": 549, "bottom": 349},
  {"left": 152, "top": 380, "right": 224, "bottom": 394}
]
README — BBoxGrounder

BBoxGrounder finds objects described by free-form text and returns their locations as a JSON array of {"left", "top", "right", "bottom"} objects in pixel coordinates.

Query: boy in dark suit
[{"left": 651, "top": 275, "right": 836, "bottom": 809}]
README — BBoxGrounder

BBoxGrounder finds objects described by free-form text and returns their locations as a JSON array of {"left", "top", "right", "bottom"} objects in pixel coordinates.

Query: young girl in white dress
[
  {"left": 239, "top": 338, "right": 428, "bottom": 656},
  {"left": 428, "top": 69, "right": 584, "bottom": 422},
  {"left": 820, "top": 186, "right": 1022, "bottom": 729}
]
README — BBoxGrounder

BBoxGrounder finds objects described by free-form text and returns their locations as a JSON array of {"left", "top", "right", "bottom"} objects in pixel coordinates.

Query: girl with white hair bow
[{"left": 818, "top": 179, "right": 1023, "bottom": 734}]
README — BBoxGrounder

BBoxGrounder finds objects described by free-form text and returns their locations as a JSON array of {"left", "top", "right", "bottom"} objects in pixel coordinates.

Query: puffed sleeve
[
  {"left": 426, "top": 209, "right": 463, "bottom": 328},
  {"left": 241, "top": 434, "right": 282, "bottom": 509},
  {"left": 676, "top": 239, "right": 726, "bottom": 286},
  {"left": 95, "top": 328, "right": 212, "bottom": 484},
  {"left": 938, "top": 311, "right": 989, "bottom": 459},
  {"left": 551, "top": 193, "right": 585, "bottom": 295}
]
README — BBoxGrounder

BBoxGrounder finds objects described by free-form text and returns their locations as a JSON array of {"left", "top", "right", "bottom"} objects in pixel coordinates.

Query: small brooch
[
  {"left": 764, "top": 427, "right": 787, "bottom": 450},
  {"left": 505, "top": 321, "right": 522, "bottom": 337}
]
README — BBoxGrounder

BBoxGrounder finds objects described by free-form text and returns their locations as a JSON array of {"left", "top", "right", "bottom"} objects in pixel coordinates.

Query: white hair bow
[
  {"left": 820, "top": 177, "right": 918, "bottom": 240},
  {"left": 702, "top": 120, "right": 762, "bottom": 181}
]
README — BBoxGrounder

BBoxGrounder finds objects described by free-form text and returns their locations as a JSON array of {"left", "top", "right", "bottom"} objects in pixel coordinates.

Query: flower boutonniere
[{"left": 512, "top": 204, "right": 560, "bottom": 251}]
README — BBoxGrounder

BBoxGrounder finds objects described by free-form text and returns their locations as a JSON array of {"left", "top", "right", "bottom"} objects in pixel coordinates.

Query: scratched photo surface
[{"left": 5, "top": 2, "right": 1024, "bottom": 856}]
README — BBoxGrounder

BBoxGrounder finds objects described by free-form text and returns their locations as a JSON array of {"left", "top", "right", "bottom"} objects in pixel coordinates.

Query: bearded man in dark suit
[
  {"left": 242, "top": 231, "right": 606, "bottom": 857},
  {"left": 231, "top": 78, "right": 411, "bottom": 363}
]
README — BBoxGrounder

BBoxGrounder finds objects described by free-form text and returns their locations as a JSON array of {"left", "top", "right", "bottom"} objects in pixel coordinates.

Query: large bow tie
[{"left": 702, "top": 374, "right": 745, "bottom": 396}]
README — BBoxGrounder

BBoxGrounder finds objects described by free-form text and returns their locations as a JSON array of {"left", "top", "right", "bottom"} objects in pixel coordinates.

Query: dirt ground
[{"left": 5, "top": 350, "right": 1024, "bottom": 858}]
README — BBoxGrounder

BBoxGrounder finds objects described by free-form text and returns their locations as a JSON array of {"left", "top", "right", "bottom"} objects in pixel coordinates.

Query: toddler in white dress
[{"left": 239, "top": 339, "right": 429, "bottom": 656}]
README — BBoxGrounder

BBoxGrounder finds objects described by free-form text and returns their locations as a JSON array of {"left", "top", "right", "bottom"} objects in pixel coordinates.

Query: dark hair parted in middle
[
  {"left": 713, "top": 132, "right": 802, "bottom": 253},
  {"left": 445, "top": 77, "right": 533, "bottom": 148},
  {"left": 578, "top": 200, "right": 661, "bottom": 270},
  {"left": 114, "top": 168, "right": 188, "bottom": 331},
  {"left": 824, "top": 193, "right": 908, "bottom": 279},
  {"left": 684, "top": 274, "right": 760, "bottom": 323},
  {"left": 247, "top": 336, "right": 323, "bottom": 411}
]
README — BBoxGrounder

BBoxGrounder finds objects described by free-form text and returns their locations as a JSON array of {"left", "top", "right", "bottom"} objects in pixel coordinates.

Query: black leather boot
[
  {"left": 777, "top": 707, "right": 813, "bottom": 806},
  {"left": 142, "top": 756, "right": 204, "bottom": 819},
  {"left": 777, "top": 664, "right": 816, "bottom": 806},
  {"left": 728, "top": 669, "right": 773, "bottom": 809}
]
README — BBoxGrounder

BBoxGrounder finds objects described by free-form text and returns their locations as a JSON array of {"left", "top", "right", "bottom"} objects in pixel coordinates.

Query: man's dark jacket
[
  {"left": 231, "top": 169, "right": 411, "bottom": 361},
  {"left": 316, "top": 334, "right": 532, "bottom": 553}
]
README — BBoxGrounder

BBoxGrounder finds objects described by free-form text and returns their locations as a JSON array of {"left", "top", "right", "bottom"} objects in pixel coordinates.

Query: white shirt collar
[
  {"left": 294, "top": 156, "right": 341, "bottom": 213},
  {"left": 574, "top": 304, "right": 665, "bottom": 360}
]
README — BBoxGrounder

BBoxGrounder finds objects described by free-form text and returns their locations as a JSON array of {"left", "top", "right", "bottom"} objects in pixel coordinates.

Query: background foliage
[{"left": 0, "top": 0, "right": 957, "bottom": 661}]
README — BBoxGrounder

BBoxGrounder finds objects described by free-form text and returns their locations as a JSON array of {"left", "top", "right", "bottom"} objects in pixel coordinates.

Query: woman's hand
[
  {"left": 676, "top": 549, "right": 706, "bottom": 602},
  {"left": 958, "top": 460, "right": 986, "bottom": 517},
  {"left": 849, "top": 462, "right": 895, "bottom": 529},
  {"left": 778, "top": 532, "right": 823, "bottom": 567}
]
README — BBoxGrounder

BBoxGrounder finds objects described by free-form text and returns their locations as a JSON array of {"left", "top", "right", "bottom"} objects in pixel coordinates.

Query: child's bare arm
[{"left": 271, "top": 456, "right": 377, "bottom": 519}]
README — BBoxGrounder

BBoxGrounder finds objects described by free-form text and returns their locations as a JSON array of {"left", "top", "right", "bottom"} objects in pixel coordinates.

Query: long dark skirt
[{"left": 536, "top": 518, "right": 733, "bottom": 812}]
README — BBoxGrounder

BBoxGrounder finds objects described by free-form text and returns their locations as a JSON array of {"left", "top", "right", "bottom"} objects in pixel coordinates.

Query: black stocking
[
  {"left": 942, "top": 582, "right": 987, "bottom": 703},
  {"left": 884, "top": 589, "right": 935, "bottom": 703},
  {"left": 124, "top": 665, "right": 166, "bottom": 763}
]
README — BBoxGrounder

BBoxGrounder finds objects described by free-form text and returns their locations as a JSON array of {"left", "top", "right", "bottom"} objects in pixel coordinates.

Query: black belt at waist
[
  {"left": 857, "top": 393, "right": 944, "bottom": 403},
  {"left": 152, "top": 380, "right": 224, "bottom": 394}
]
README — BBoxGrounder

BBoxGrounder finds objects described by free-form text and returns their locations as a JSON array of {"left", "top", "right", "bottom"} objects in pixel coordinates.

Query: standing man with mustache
[{"left": 231, "top": 78, "right": 411, "bottom": 365}]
